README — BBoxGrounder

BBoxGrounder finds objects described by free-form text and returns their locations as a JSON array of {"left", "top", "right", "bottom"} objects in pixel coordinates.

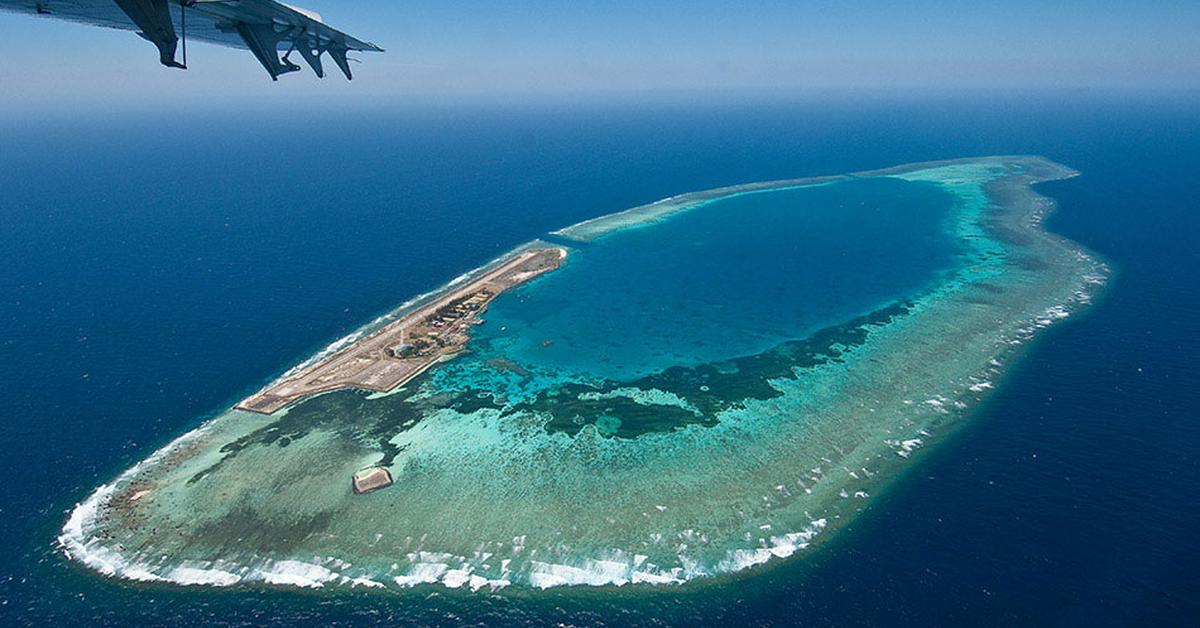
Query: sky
[{"left": 0, "top": 0, "right": 1198, "bottom": 109}]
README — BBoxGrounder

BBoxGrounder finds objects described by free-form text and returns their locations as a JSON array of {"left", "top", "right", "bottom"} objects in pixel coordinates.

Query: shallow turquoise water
[
  {"left": 54, "top": 157, "right": 1110, "bottom": 593},
  {"left": 468, "top": 177, "right": 960, "bottom": 387}
]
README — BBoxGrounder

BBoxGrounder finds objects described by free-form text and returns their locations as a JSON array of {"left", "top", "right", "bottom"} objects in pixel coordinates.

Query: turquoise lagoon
[{"left": 60, "top": 157, "right": 1107, "bottom": 591}]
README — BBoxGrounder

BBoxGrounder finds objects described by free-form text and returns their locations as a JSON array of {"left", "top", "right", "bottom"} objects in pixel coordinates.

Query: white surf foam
[{"left": 253, "top": 560, "right": 339, "bottom": 588}]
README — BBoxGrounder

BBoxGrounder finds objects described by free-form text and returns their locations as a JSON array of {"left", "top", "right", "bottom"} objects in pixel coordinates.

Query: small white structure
[{"left": 352, "top": 467, "right": 393, "bottom": 494}]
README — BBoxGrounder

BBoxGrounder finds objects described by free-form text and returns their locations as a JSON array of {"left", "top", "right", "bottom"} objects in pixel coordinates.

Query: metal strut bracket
[
  {"left": 234, "top": 22, "right": 301, "bottom": 81},
  {"left": 112, "top": 0, "right": 185, "bottom": 68},
  {"left": 292, "top": 34, "right": 324, "bottom": 78},
  {"left": 327, "top": 45, "right": 354, "bottom": 80},
  {"left": 288, "top": 33, "right": 355, "bottom": 80}
]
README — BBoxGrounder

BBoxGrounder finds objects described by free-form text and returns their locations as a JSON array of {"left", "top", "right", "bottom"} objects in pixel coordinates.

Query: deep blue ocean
[{"left": 1, "top": 92, "right": 1197, "bottom": 625}]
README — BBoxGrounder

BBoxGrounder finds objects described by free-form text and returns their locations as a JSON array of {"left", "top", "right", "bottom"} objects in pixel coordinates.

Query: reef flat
[{"left": 60, "top": 156, "right": 1107, "bottom": 592}]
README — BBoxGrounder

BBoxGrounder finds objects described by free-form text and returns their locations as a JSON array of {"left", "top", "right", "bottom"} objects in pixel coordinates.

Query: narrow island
[
  {"left": 60, "top": 156, "right": 1107, "bottom": 592},
  {"left": 237, "top": 247, "right": 567, "bottom": 415}
]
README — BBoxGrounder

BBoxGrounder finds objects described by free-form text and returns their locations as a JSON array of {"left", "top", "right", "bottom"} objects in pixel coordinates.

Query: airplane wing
[{"left": 0, "top": 0, "right": 383, "bottom": 80}]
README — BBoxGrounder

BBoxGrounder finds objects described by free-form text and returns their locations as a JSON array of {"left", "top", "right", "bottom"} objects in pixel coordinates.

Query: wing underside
[{"left": 0, "top": 0, "right": 383, "bottom": 79}]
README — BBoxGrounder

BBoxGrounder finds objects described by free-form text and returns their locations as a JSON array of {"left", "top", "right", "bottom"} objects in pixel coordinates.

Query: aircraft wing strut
[{"left": 0, "top": 0, "right": 383, "bottom": 80}]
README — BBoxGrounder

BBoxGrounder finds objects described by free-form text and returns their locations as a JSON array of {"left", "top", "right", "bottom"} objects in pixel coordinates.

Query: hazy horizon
[{"left": 1, "top": 0, "right": 1198, "bottom": 111}]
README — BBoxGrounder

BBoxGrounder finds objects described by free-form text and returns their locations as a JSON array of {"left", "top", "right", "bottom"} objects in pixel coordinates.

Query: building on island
[{"left": 352, "top": 467, "right": 393, "bottom": 494}]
